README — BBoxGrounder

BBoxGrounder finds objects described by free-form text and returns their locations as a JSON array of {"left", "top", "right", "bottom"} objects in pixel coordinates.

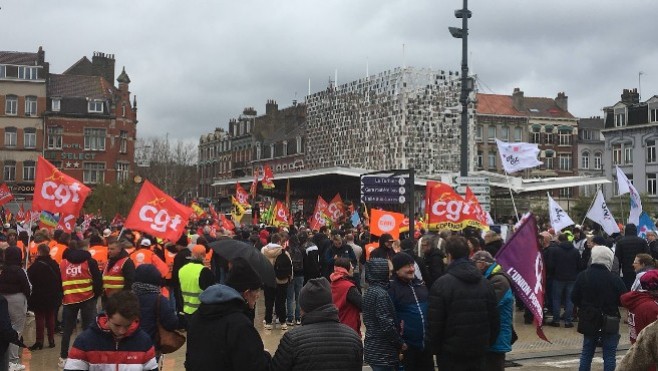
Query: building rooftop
[
  {"left": 0, "top": 51, "right": 39, "bottom": 65},
  {"left": 48, "top": 74, "right": 114, "bottom": 99},
  {"left": 476, "top": 93, "right": 575, "bottom": 119}
]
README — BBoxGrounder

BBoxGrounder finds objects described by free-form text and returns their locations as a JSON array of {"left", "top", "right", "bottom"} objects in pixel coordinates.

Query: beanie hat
[
  {"left": 226, "top": 257, "right": 262, "bottom": 293},
  {"left": 299, "top": 277, "right": 333, "bottom": 313},
  {"left": 641, "top": 270, "right": 658, "bottom": 291},
  {"left": 134, "top": 264, "right": 162, "bottom": 286},
  {"left": 471, "top": 250, "right": 495, "bottom": 264},
  {"left": 592, "top": 236, "right": 607, "bottom": 246},
  {"left": 391, "top": 252, "right": 415, "bottom": 272},
  {"left": 400, "top": 238, "right": 415, "bottom": 252},
  {"left": 590, "top": 245, "right": 614, "bottom": 271}
]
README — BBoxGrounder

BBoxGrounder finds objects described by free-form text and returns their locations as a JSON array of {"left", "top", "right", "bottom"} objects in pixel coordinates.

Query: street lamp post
[{"left": 449, "top": 0, "right": 473, "bottom": 177}]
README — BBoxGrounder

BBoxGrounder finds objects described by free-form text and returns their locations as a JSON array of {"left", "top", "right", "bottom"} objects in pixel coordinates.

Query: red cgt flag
[
  {"left": 262, "top": 165, "right": 275, "bottom": 189},
  {"left": 0, "top": 184, "right": 13, "bottom": 206},
  {"left": 235, "top": 183, "right": 250, "bottom": 207},
  {"left": 33, "top": 156, "right": 91, "bottom": 216},
  {"left": 124, "top": 180, "right": 193, "bottom": 242}
]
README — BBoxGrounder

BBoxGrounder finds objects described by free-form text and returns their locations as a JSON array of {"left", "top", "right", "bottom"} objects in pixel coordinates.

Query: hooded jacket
[
  {"left": 271, "top": 304, "right": 363, "bottom": 371},
  {"left": 27, "top": 254, "right": 62, "bottom": 311},
  {"left": 621, "top": 290, "right": 658, "bottom": 344},
  {"left": 64, "top": 314, "right": 158, "bottom": 371},
  {"left": 616, "top": 224, "right": 649, "bottom": 275},
  {"left": 363, "top": 258, "right": 402, "bottom": 367},
  {"left": 547, "top": 241, "right": 580, "bottom": 281},
  {"left": 185, "top": 284, "right": 271, "bottom": 371},
  {"left": 388, "top": 274, "right": 429, "bottom": 350},
  {"left": 63, "top": 248, "right": 103, "bottom": 299},
  {"left": 428, "top": 258, "right": 499, "bottom": 357},
  {"left": 484, "top": 263, "right": 514, "bottom": 353},
  {"left": 262, "top": 243, "right": 291, "bottom": 284}
]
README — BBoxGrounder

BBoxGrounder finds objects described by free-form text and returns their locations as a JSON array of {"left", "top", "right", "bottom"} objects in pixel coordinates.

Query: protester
[
  {"left": 648, "top": 230, "right": 658, "bottom": 260},
  {"left": 630, "top": 253, "right": 656, "bottom": 291},
  {"left": 617, "top": 319, "right": 658, "bottom": 370},
  {"left": 621, "top": 269, "right": 658, "bottom": 347},
  {"left": 400, "top": 238, "right": 427, "bottom": 282},
  {"left": 178, "top": 245, "right": 214, "bottom": 318},
  {"left": 271, "top": 277, "right": 363, "bottom": 371},
  {"left": 63, "top": 291, "right": 158, "bottom": 371},
  {"left": 102, "top": 237, "right": 136, "bottom": 300},
  {"left": 329, "top": 257, "right": 362, "bottom": 335},
  {"left": 0, "top": 241, "right": 31, "bottom": 371},
  {"left": 26, "top": 244, "right": 62, "bottom": 351},
  {"left": 344, "top": 233, "right": 363, "bottom": 286},
  {"left": 547, "top": 233, "right": 580, "bottom": 328},
  {"left": 0, "top": 294, "right": 24, "bottom": 371},
  {"left": 483, "top": 231, "right": 503, "bottom": 256},
  {"left": 572, "top": 245, "right": 627, "bottom": 371},
  {"left": 388, "top": 252, "right": 433, "bottom": 371},
  {"left": 171, "top": 234, "right": 191, "bottom": 313},
  {"left": 615, "top": 223, "right": 650, "bottom": 290},
  {"left": 323, "top": 231, "right": 357, "bottom": 279},
  {"left": 472, "top": 251, "right": 514, "bottom": 371},
  {"left": 428, "top": 236, "right": 499, "bottom": 371},
  {"left": 286, "top": 233, "right": 305, "bottom": 326},
  {"left": 370, "top": 233, "right": 396, "bottom": 261},
  {"left": 420, "top": 235, "right": 445, "bottom": 287},
  {"left": 300, "top": 231, "right": 321, "bottom": 284},
  {"left": 88, "top": 235, "right": 108, "bottom": 273},
  {"left": 185, "top": 257, "right": 271, "bottom": 371},
  {"left": 363, "top": 258, "right": 402, "bottom": 370},
  {"left": 262, "top": 233, "right": 291, "bottom": 330}
]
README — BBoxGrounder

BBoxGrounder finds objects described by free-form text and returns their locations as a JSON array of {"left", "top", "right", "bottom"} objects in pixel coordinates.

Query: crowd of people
[{"left": 0, "top": 217, "right": 656, "bottom": 370}]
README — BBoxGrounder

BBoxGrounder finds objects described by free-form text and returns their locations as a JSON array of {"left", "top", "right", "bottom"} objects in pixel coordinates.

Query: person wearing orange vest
[
  {"left": 58, "top": 239, "right": 103, "bottom": 366},
  {"left": 102, "top": 237, "right": 135, "bottom": 302},
  {"left": 50, "top": 232, "right": 71, "bottom": 265},
  {"left": 130, "top": 238, "right": 169, "bottom": 278},
  {"left": 88, "top": 235, "right": 109, "bottom": 273},
  {"left": 28, "top": 232, "right": 50, "bottom": 267}
]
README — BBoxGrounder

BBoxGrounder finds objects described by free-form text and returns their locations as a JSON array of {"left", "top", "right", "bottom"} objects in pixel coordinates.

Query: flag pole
[
  {"left": 24, "top": 218, "right": 33, "bottom": 270},
  {"left": 505, "top": 172, "right": 520, "bottom": 223},
  {"left": 580, "top": 185, "right": 601, "bottom": 227}
]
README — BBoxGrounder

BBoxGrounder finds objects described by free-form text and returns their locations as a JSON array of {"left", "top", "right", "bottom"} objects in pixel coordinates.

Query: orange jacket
[
  {"left": 50, "top": 243, "right": 68, "bottom": 265},
  {"left": 89, "top": 245, "right": 109, "bottom": 273},
  {"left": 130, "top": 249, "right": 169, "bottom": 278}
]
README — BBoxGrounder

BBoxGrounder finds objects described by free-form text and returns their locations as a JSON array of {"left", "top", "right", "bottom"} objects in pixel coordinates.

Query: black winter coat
[
  {"left": 428, "top": 258, "right": 499, "bottom": 357},
  {"left": 0, "top": 264, "right": 30, "bottom": 298},
  {"left": 27, "top": 255, "right": 62, "bottom": 311},
  {"left": 422, "top": 246, "right": 445, "bottom": 287},
  {"left": 615, "top": 235, "right": 649, "bottom": 275},
  {"left": 547, "top": 242, "right": 580, "bottom": 281},
  {"left": 271, "top": 304, "right": 363, "bottom": 371},
  {"left": 0, "top": 296, "right": 19, "bottom": 356},
  {"left": 135, "top": 291, "right": 179, "bottom": 351},
  {"left": 572, "top": 264, "right": 627, "bottom": 319}
]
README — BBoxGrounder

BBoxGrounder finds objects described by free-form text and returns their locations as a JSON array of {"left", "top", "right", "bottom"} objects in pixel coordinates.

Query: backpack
[
  {"left": 274, "top": 252, "right": 293, "bottom": 280},
  {"left": 289, "top": 245, "right": 304, "bottom": 272}
]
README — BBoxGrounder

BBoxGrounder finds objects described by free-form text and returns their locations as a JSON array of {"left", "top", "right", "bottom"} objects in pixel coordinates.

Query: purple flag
[{"left": 495, "top": 214, "right": 549, "bottom": 342}]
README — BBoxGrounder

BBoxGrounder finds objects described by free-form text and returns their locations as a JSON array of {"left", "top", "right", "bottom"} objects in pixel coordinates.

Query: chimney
[
  {"left": 265, "top": 99, "right": 278, "bottom": 116},
  {"left": 512, "top": 88, "right": 524, "bottom": 111},
  {"left": 621, "top": 88, "right": 640, "bottom": 105},
  {"left": 555, "top": 92, "right": 568, "bottom": 112},
  {"left": 91, "top": 51, "right": 116, "bottom": 84}
]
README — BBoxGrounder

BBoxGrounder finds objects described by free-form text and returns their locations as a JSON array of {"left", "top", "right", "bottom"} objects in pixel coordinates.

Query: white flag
[
  {"left": 615, "top": 166, "right": 643, "bottom": 225},
  {"left": 585, "top": 189, "right": 621, "bottom": 235},
  {"left": 548, "top": 194, "right": 574, "bottom": 232},
  {"left": 495, "top": 139, "right": 543, "bottom": 174}
]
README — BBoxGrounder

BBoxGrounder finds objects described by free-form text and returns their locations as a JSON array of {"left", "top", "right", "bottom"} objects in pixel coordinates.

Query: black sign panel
[
  {"left": 362, "top": 195, "right": 406, "bottom": 204},
  {"left": 360, "top": 175, "right": 409, "bottom": 205}
]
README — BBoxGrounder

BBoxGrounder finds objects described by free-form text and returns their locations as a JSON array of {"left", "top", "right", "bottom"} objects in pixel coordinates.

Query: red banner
[
  {"left": 326, "top": 193, "right": 345, "bottom": 224},
  {"left": 16, "top": 203, "right": 25, "bottom": 223},
  {"left": 309, "top": 196, "right": 329, "bottom": 231},
  {"left": 426, "top": 181, "right": 486, "bottom": 231},
  {"left": 111, "top": 213, "right": 125, "bottom": 227},
  {"left": 272, "top": 201, "right": 291, "bottom": 227},
  {"left": 250, "top": 169, "right": 259, "bottom": 198},
  {"left": 464, "top": 187, "right": 489, "bottom": 230},
  {"left": 124, "top": 180, "right": 193, "bottom": 242},
  {"left": 262, "top": 165, "right": 275, "bottom": 189},
  {"left": 370, "top": 209, "right": 404, "bottom": 239},
  {"left": 219, "top": 214, "right": 235, "bottom": 231},
  {"left": 236, "top": 183, "right": 250, "bottom": 206},
  {"left": 58, "top": 214, "right": 77, "bottom": 233},
  {"left": 0, "top": 184, "right": 13, "bottom": 206},
  {"left": 32, "top": 156, "right": 91, "bottom": 216}
]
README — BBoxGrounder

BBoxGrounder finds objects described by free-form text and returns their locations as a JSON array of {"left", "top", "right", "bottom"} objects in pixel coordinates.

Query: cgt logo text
[
  {"left": 430, "top": 200, "right": 475, "bottom": 222},
  {"left": 41, "top": 181, "right": 83, "bottom": 207},
  {"left": 138, "top": 205, "right": 183, "bottom": 233},
  {"left": 377, "top": 214, "right": 396, "bottom": 232}
]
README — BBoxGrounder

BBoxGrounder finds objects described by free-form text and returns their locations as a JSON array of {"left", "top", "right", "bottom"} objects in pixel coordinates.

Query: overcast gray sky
[{"left": 2, "top": 0, "right": 657, "bottom": 144}]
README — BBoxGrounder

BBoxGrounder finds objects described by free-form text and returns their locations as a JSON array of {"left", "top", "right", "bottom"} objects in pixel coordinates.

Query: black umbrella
[{"left": 210, "top": 239, "right": 275, "bottom": 288}]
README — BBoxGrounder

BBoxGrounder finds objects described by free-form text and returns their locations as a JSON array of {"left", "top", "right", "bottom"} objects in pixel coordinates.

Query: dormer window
[
  {"left": 88, "top": 100, "right": 103, "bottom": 113},
  {"left": 18, "top": 66, "right": 38, "bottom": 80},
  {"left": 615, "top": 108, "right": 627, "bottom": 127}
]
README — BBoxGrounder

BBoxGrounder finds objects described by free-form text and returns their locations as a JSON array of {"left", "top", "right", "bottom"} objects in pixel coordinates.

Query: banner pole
[
  {"left": 581, "top": 185, "right": 600, "bottom": 227},
  {"left": 505, "top": 172, "right": 520, "bottom": 223}
]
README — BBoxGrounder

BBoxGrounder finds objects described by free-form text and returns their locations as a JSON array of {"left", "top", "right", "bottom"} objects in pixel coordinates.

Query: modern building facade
[
  {"left": 577, "top": 116, "right": 605, "bottom": 197},
  {"left": 602, "top": 88, "right": 658, "bottom": 202}
]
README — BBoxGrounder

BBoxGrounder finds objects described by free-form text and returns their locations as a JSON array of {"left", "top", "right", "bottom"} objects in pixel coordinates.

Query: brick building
[{"left": 198, "top": 127, "right": 231, "bottom": 199}]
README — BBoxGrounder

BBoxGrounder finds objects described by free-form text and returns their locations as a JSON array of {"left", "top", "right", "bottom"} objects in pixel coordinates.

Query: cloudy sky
[{"left": 2, "top": 0, "right": 657, "bottom": 144}]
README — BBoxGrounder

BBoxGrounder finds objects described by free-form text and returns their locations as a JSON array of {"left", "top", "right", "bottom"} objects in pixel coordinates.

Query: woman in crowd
[
  {"left": 0, "top": 246, "right": 31, "bottom": 371},
  {"left": 26, "top": 244, "right": 61, "bottom": 351}
]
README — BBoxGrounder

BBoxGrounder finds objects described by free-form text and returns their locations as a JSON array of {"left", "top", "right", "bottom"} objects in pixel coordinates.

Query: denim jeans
[
  {"left": 286, "top": 275, "right": 303, "bottom": 322},
  {"left": 552, "top": 280, "right": 575, "bottom": 323},
  {"left": 61, "top": 298, "right": 97, "bottom": 358},
  {"left": 579, "top": 332, "right": 620, "bottom": 371}
]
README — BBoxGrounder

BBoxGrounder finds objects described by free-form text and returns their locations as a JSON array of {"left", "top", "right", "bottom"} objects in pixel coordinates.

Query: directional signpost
[
  {"left": 360, "top": 169, "right": 415, "bottom": 237},
  {"left": 457, "top": 176, "right": 491, "bottom": 212}
]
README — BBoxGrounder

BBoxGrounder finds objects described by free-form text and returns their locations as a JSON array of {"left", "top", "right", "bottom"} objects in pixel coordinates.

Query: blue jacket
[
  {"left": 135, "top": 292, "right": 180, "bottom": 350},
  {"left": 388, "top": 276, "right": 429, "bottom": 350},
  {"left": 484, "top": 263, "right": 514, "bottom": 353}
]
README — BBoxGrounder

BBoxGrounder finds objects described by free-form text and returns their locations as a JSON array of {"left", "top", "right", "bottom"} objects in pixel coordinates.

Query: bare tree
[{"left": 135, "top": 135, "right": 198, "bottom": 203}]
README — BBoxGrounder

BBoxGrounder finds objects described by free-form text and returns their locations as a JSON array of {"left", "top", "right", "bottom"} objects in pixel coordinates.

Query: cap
[
  {"left": 471, "top": 250, "right": 495, "bottom": 264},
  {"left": 640, "top": 270, "right": 658, "bottom": 291},
  {"left": 140, "top": 238, "right": 152, "bottom": 247},
  {"left": 102, "top": 229, "right": 111, "bottom": 238}
]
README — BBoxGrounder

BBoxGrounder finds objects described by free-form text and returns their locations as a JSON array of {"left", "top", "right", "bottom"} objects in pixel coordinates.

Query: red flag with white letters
[
  {"left": 57, "top": 214, "right": 77, "bottom": 233},
  {"left": 32, "top": 156, "right": 91, "bottom": 216},
  {"left": 124, "top": 180, "right": 193, "bottom": 241},
  {"left": 0, "top": 184, "right": 14, "bottom": 206}
]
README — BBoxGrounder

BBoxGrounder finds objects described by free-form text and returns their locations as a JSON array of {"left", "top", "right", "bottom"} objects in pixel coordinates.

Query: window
[
  {"left": 52, "top": 99, "right": 60, "bottom": 112},
  {"left": 514, "top": 127, "right": 522, "bottom": 142},
  {"left": 500, "top": 127, "right": 509, "bottom": 141},
  {"left": 559, "top": 131, "right": 572, "bottom": 145},
  {"left": 18, "top": 66, "right": 38, "bottom": 80},
  {"left": 24, "top": 128, "right": 36, "bottom": 149},
  {"left": 119, "top": 131, "right": 128, "bottom": 154},
  {"left": 558, "top": 153, "right": 572, "bottom": 170},
  {"left": 84, "top": 128, "right": 106, "bottom": 151},
  {"left": 487, "top": 126, "right": 496, "bottom": 142},
  {"left": 531, "top": 132, "right": 541, "bottom": 144},
  {"left": 651, "top": 108, "right": 658, "bottom": 123},
  {"left": 648, "top": 174, "right": 657, "bottom": 196},
  {"left": 648, "top": 140, "right": 657, "bottom": 163},
  {"left": 296, "top": 136, "right": 302, "bottom": 153},
  {"left": 594, "top": 152, "right": 602, "bottom": 170},
  {"left": 116, "top": 162, "right": 129, "bottom": 183},
  {"left": 3, "top": 162, "right": 15, "bottom": 181},
  {"left": 581, "top": 151, "right": 590, "bottom": 169},
  {"left": 615, "top": 110, "right": 626, "bottom": 127},
  {"left": 559, "top": 188, "right": 572, "bottom": 198},
  {"left": 88, "top": 100, "right": 104, "bottom": 113},
  {"left": 612, "top": 144, "right": 622, "bottom": 165},
  {"left": 475, "top": 125, "right": 482, "bottom": 141},
  {"left": 5, "top": 95, "right": 17, "bottom": 115},
  {"left": 25, "top": 96, "right": 37, "bottom": 116},
  {"left": 488, "top": 151, "right": 496, "bottom": 169},
  {"left": 22, "top": 161, "right": 35, "bottom": 181},
  {"left": 47, "top": 126, "right": 63, "bottom": 149},
  {"left": 476, "top": 151, "right": 483, "bottom": 169},
  {"left": 545, "top": 157, "right": 554, "bottom": 170},
  {"left": 4, "top": 127, "right": 16, "bottom": 147},
  {"left": 624, "top": 146, "right": 633, "bottom": 164},
  {"left": 545, "top": 133, "right": 554, "bottom": 145},
  {"left": 0, "top": 65, "right": 5, "bottom": 78},
  {"left": 83, "top": 162, "right": 105, "bottom": 184}
]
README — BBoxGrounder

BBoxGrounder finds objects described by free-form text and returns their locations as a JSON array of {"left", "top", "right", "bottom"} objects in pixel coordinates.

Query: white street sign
[
  {"left": 456, "top": 186, "right": 490, "bottom": 194},
  {"left": 457, "top": 177, "right": 489, "bottom": 185}
]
